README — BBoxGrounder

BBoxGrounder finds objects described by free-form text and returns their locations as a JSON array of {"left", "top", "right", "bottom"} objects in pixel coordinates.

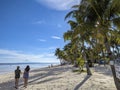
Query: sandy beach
[{"left": 0, "top": 64, "right": 116, "bottom": 90}]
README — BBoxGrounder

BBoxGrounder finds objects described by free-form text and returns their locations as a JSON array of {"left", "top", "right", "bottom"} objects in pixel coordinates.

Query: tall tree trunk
[
  {"left": 86, "top": 61, "right": 92, "bottom": 75},
  {"left": 83, "top": 52, "right": 92, "bottom": 75},
  {"left": 60, "top": 59, "right": 62, "bottom": 65},
  {"left": 110, "top": 65, "right": 120, "bottom": 90},
  {"left": 105, "top": 38, "right": 120, "bottom": 90}
]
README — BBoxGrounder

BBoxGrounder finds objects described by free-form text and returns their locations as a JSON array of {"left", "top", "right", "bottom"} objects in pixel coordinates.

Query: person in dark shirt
[
  {"left": 14, "top": 66, "right": 21, "bottom": 89},
  {"left": 23, "top": 65, "right": 30, "bottom": 88}
]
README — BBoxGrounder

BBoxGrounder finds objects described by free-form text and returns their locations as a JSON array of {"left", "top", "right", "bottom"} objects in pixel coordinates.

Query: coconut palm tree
[
  {"left": 63, "top": 42, "right": 75, "bottom": 64},
  {"left": 83, "top": 1, "right": 120, "bottom": 89},
  {"left": 64, "top": 0, "right": 120, "bottom": 89},
  {"left": 55, "top": 48, "right": 65, "bottom": 65},
  {"left": 64, "top": 15, "right": 93, "bottom": 75}
]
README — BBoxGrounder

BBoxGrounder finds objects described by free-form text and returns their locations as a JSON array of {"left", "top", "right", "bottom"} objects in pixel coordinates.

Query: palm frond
[
  {"left": 112, "top": 17, "right": 120, "bottom": 30},
  {"left": 64, "top": 10, "right": 78, "bottom": 20}
]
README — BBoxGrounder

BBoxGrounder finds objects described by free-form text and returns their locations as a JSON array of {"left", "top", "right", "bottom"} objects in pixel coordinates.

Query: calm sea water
[{"left": 0, "top": 62, "right": 59, "bottom": 74}]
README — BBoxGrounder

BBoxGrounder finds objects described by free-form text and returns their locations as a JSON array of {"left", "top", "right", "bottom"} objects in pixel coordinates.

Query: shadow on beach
[
  {"left": 93, "top": 64, "right": 113, "bottom": 76},
  {"left": 0, "top": 80, "right": 15, "bottom": 90},
  {"left": 0, "top": 65, "right": 73, "bottom": 90},
  {"left": 0, "top": 64, "right": 115, "bottom": 90},
  {"left": 74, "top": 75, "right": 91, "bottom": 90}
]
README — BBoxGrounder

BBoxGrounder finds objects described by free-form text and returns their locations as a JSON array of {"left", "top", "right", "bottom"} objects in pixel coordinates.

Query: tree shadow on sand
[
  {"left": 94, "top": 65, "right": 113, "bottom": 76},
  {"left": 0, "top": 65, "right": 72, "bottom": 90},
  {"left": 74, "top": 75, "right": 91, "bottom": 90},
  {"left": 18, "top": 65, "right": 72, "bottom": 87}
]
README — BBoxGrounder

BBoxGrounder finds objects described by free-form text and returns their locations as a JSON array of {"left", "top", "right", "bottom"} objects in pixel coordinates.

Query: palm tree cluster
[{"left": 55, "top": 0, "right": 120, "bottom": 89}]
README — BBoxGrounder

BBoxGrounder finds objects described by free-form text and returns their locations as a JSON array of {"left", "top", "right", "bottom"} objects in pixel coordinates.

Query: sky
[{"left": 0, "top": 0, "right": 80, "bottom": 63}]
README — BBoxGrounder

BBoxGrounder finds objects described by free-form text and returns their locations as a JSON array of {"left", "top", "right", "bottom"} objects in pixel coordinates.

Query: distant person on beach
[
  {"left": 14, "top": 66, "right": 21, "bottom": 89},
  {"left": 23, "top": 65, "right": 30, "bottom": 88}
]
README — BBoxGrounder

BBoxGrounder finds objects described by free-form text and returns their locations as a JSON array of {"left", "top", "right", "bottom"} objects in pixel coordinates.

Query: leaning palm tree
[
  {"left": 83, "top": 1, "right": 120, "bottom": 89},
  {"left": 64, "top": 0, "right": 120, "bottom": 89},
  {"left": 64, "top": 14, "right": 93, "bottom": 75}
]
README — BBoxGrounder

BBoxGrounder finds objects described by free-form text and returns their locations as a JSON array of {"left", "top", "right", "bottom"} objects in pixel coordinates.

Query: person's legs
[
  {"left": 26, "top": 78, "right": 28, "bottom": 87},
  {"left": 15, "top": 78, "right": 19, "bottom": 89},
  {"left": 23, "top": 78, "right": 26, "bottom": 87},
  {"left": 24, "top": 78, "right": 28, "bottom": 88}
]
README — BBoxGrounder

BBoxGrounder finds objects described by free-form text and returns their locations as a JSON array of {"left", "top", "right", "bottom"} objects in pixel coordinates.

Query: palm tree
[
  {"left": 83, "top": 1, "right": 120, "bottom": 89},
  {"left": 64, "top": 0, "right": 120, "bottom": 89},
  {"left": 63, "top": 42, "right": 75, "bottom": 64},
  {"left": 55, "top": 48, "right": 65, "bottom": 65},
  {"left": 64, "top": 11, "right": 93, "bottom": 75}
]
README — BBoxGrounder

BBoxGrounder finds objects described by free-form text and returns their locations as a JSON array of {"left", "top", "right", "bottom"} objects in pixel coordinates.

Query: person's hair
[
  {"left": 17, "top": 66, "right": 20, "bottom": 70},
  {"left": 25, "top": 65, "right": 30, "bottom": 72}
]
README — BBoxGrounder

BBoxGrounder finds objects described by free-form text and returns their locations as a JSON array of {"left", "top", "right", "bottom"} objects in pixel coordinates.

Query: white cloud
[
  {"left": 34, "top": 46, "right": 59, "bottom": 51},
  {"left": 45, "top": 53, "right": 54, "bottom": 57},
  {"left": 33, "top": 20, "right": 46, "bottom": 24},
  {"left": 48, "top": 47, "right": 57, "bottom": 50},
  {"left": 51, "top": 36, "right": 61, "bottom": 40},
  {"left": 0, "top": 49, "right": 59, "bottom": 63},
  {"left": 36, "top": 0, "right": 80, "bottom": 11},
  {"left": 37, "top": 39, "right": 46, "bottom": 42}
]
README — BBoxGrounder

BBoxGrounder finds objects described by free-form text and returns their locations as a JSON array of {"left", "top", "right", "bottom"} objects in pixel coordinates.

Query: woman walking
[{"left": 23, "top": 65, "right": 30, "bottom": 88}]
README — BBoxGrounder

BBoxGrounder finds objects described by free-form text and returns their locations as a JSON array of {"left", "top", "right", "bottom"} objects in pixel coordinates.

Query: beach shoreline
[
  {"left": 0, "top": 64, "right": 116, "bottom": 90},
  {"left": 0, "top": 63, "right": 59, "bottom": 74}
]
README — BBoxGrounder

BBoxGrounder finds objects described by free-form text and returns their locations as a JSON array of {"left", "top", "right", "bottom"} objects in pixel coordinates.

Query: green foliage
[
  {"left": 77, "top": 57, "right": 85, "bottom": 68},
  {"left": 55, "top": 0, "right": 120, "bottom": 74},
  {"left": 61, "top": 0, "right": 120, "bottom": 88}
]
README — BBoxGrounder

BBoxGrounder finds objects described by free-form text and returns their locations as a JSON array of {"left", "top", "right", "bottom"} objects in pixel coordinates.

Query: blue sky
[{"left": 0, "top": 0, "right": 80, "bottom": 63}]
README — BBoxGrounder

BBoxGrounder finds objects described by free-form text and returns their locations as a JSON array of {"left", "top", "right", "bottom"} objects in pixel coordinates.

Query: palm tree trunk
[
  {"left": 105, "top": 38, "right": 120, "bottom": 90},
  {"left": 83, "top": 52, "right": 92, "bottom": 75},
  {"left": 60, "top": 59, "right": 62, "bottom": 65},
  {"left": 86, "top": 61, "right": 92, "bottom": 75},
  {"left": 110, "top": 65, "right": 120, "bottom": 90}
]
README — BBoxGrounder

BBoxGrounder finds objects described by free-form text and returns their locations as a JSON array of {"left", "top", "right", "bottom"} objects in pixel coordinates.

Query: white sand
[{"left": 0, "top": 65, "right": 116, "bottom": 90}]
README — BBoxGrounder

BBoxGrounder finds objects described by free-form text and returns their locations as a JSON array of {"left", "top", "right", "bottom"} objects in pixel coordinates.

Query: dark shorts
[
  {"left": 15, "top": 76, "right": 20, "bottom": 79},
  {"left": 15, "top": 77, "right": 20, "bottom": 79}
]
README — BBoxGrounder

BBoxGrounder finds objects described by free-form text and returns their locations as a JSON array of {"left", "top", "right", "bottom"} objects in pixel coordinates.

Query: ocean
[{"left": 0, "top": 62, "right": 59, "bottom": 74}]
